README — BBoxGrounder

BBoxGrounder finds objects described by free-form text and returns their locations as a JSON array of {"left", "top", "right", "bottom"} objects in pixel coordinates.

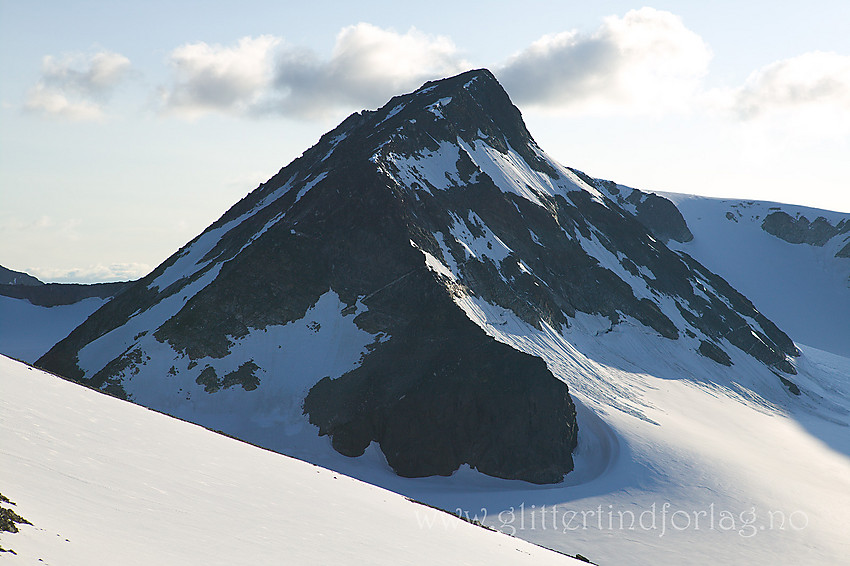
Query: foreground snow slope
[{"left": 0, "top": 355, "right": 581, "bottom": 566}]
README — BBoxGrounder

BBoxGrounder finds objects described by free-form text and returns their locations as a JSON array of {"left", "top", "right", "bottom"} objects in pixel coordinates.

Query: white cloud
[
  {"left": 269, "top": 23, "right": 468, "bottom": 117},
  {"left": 137, "top": 17, "right": 850, "bottom": 143},
  {"left": 497, "top": 8, "right": 712, "bottom": 116},
  {"left": 24, "top": 84, "right": 105, "bottom": 121},
  {"left": 41, "top": 51, "right": 132, "bottom": 96},
  {"left": 687, "top": 51, "right": 850, "bottom": 151},
  {"left": 24, "top": 51, "right": 131, "bottom": 120},
  {"left": 710, "top": 51, "right": 850, "bottom": 139},
  {"left": 159, "top": 35, "right": 281, "bottom": 118},
  {"left": 158, "top": 25, "right": 467, "bottom": 119},
  {"left": 728, "top": 52, "right": 850, "bottom": 117}
]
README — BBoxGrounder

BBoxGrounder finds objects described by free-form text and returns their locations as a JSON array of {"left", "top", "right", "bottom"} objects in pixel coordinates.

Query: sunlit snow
[{"left": 0, "top": 355, "right": 583, "bottom": 566}]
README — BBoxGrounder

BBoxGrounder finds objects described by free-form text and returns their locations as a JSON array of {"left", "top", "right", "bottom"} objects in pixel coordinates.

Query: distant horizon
[{"left": 2, "top": 2, "right": 849, "bottom": 282}]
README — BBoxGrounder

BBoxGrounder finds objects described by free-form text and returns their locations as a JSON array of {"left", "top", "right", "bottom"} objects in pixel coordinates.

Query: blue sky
[{"left": 2, "top": 1, "right": 849, "bottom": 282}]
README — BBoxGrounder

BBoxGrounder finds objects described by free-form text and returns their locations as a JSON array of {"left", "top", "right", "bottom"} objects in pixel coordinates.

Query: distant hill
[
  {"left": 0, "top": 280, "right": 131, "bottom": 307},
  {"left": 0, "top": 265, "right": 134, "bottom": 362},
  {"left": 0, "top": 265, "right": 43, "bottom": 286}
]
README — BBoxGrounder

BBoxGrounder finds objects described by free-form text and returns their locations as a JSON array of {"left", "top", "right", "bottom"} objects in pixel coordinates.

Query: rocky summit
[{"left": 38, "top": 69, "right": 799, "bottom": 483}]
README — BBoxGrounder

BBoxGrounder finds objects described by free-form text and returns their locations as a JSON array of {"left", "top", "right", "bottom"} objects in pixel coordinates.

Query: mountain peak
[
  {"left": 362, "top": 68, "right": 557, "bottom": 184},
  {"left": 420, "top": 67, "right": 498, "bottom": 89},
  {"left": 381, "top": 68, "right": 505, "bottom": 113},
  {"left": 39, "top": 69, "right": 799, "bottom": 486}
]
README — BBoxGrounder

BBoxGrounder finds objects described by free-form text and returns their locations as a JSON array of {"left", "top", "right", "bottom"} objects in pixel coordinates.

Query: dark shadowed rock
[
  {"left": 572, "top": 171, "right": 694, "bottom": 243},
  {"left": 305, "top": 274, "right": 577, "bottom": 483},
  {"left": 698, "top": 339, "right": 733, "bottom": 366},
  {"left": 631, "top": 193, "right": 694, "bottom": 243},
  {"left": 761, "top": 211, "right": 849, "bottom": 247}
]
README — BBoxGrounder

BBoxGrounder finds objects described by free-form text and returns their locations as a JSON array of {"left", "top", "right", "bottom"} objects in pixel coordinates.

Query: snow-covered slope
[
  {"left": 0, "top": 355, "right": 584, "bottom": 565},
  {"left": 0, "top": 295, "right": 106, "bottom": 363},
  {"left": 660, "top": 194, "right": 850, "bottom": 358}
]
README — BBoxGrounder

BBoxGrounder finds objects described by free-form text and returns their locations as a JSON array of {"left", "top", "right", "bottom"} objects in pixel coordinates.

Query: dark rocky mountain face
[{"left": 37, "top": 69, "right": 799, "bottom": 483}]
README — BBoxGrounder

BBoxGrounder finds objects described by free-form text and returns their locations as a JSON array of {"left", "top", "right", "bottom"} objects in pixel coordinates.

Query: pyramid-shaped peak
[
  {"left": 380, "top": 68, "right": 520, "bottom": 126},
  {"left": 355, "top": 68, "right": 557, "bottom": 182},
  {"left": 303, "top": 69, "right": 524, "bottom": 159},
  {"left": 37, "top": 63, "right": 800, "bottom": 489}
]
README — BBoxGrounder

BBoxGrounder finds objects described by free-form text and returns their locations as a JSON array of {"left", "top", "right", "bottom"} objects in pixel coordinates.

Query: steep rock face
[
  {"left": 360, "top": 71, "right": 795, "bottom": 373},
  {"left": 578, "top": 174, "right": 694, "bottom": 243},
  {"left": 304, "top": 270, "right": 576, "bottom": 484},
  {"left": 38, "top": 69, "right": 799, "bottom": 483},
  {"left": 38, "top": 71, "right": 583, "bottom": 483}
]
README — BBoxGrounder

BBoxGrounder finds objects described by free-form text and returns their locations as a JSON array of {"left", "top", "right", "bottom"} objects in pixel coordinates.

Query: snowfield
[
  {"left": 0, "top": 295, "right": 106, "bottom": 363},
  {"left": 0, "top": 355, "right": 583, "bottom": 565},
  {"left": 662, "top": 193, "right": 850, "bottom": 358}
]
